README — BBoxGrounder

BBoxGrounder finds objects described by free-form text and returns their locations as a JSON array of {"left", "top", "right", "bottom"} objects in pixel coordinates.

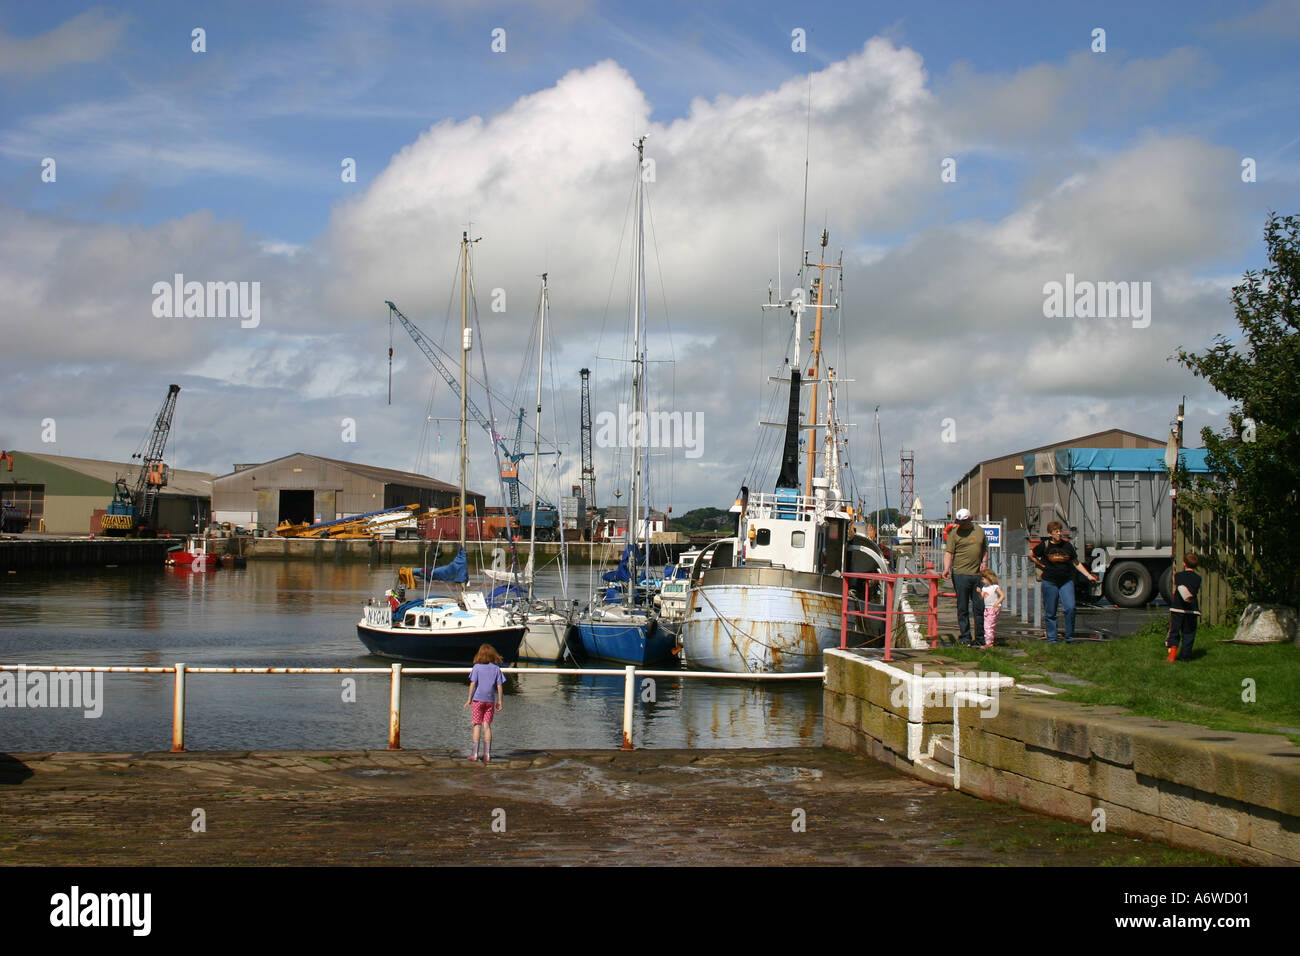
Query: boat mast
[
  {"left": 803, "top": 230, "right": 841, "bottom": 497},
  {"left": 630, "top": 135, "right": 648, "bottom": 602},
  {"left": 825, "top": 367, "right": 841, "bottom": 500},
  {"left": 528, "top": 274, "right": 547, "bottom": 601},
  {"left": 459, "top": 230, "right": 470, "bottom": 553}
]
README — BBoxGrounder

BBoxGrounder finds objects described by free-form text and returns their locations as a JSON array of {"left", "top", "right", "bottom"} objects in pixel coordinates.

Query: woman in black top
[{"left": 1030, "top": 521, "right": 1099, "bottom": 643}]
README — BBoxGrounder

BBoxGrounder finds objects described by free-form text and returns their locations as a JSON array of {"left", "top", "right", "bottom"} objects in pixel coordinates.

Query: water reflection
[{"left": 0, "top": 560, "right": 824, "bottom": 751}]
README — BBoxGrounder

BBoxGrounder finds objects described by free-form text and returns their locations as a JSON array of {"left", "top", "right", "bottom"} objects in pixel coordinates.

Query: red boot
[{"left": 1166, "top": 645, "right": 1178, "bottom": 662}]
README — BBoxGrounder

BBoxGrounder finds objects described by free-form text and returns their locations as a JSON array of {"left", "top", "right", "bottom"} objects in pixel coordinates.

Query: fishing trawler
[{"left": 678, "top": 231, "right": 887, "bottom": 673}]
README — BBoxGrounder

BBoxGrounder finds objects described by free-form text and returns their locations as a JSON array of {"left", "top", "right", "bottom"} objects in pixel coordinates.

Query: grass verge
[{"left": 938, "top": 619, "right": 1300, "bottom": 745}]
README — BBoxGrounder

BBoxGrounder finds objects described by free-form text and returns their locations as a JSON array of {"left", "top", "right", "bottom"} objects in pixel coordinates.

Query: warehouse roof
[
  {"left": 21, "top": 452, "right": 214, "bottom": 496},
  {"left": 213, "top": 452, "right": 474, "bottom": 497}
]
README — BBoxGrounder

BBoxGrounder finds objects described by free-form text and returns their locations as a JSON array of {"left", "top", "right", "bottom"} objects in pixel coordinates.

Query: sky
[{"left": 1, "top": 0, "right": 1297, "bottom": 519}]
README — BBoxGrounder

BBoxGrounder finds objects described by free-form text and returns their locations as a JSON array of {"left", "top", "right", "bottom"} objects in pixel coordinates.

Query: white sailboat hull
[{"left": 518, "top": 609, "right": 570, "bottom": 663}]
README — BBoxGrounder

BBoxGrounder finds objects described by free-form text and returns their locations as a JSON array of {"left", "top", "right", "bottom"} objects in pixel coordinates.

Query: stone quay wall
[{"left": 823, "top": 649, "right": 1300, "bottom": 865}]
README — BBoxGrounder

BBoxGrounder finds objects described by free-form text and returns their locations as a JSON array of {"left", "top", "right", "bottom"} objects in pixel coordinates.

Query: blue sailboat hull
[{"left": 573, "top": 617, "right": 675, "bottom": 665}]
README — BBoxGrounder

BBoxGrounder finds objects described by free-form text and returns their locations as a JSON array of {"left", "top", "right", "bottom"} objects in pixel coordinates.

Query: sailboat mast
[
  {"left": 629, "top": 136, "right": 647, "bottom": 601},
  {"left": 459, "top": 231, "right": 469, "bottom": 549},
  {"left": 528, "top": 274, "right": 546, "bottom": 601}
]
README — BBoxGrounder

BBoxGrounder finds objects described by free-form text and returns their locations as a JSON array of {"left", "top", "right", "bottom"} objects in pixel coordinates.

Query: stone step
[{"left": 930, "top": 734, "right": 956, "bottom": 768}]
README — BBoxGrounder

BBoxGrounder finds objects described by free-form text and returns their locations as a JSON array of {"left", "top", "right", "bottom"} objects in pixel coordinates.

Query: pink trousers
[{"left": 982, "top": 605, "right": 1001, "bottom": 646}]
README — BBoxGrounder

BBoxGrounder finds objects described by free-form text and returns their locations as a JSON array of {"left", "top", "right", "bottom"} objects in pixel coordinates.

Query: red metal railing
[{"left": 840, "top": 562, "right": 945, "bottom": 661}]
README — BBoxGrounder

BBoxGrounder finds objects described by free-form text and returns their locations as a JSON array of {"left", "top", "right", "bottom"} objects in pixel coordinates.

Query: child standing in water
[
  {"left": 464, "top": 644, "right": 505, "bottom": 762},
  {"left": 979, "top": 569, "right": 1004, "bottom": 648}
]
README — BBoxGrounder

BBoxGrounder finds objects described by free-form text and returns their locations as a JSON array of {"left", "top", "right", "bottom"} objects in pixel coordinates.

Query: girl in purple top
[{"left": 464, "top": 644, "right": 505, "bottom": 762}]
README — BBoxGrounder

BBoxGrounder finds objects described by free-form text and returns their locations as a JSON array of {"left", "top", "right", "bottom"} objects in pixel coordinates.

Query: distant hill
[{"left": 667, "top": 507, "right": 733, "bottom": 534}]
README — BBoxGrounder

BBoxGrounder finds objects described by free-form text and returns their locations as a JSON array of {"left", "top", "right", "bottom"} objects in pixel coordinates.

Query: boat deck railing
[{"left": 0, "top": 663, "right": 823, "bottom": 753}]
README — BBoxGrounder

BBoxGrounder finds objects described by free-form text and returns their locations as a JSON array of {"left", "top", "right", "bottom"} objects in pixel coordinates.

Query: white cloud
[
  {"left": 1, "top": 37, "right": 1260, "bottom": 510},
  {"left": 0, "top": 8, "right": 128, "bottom": 79}
]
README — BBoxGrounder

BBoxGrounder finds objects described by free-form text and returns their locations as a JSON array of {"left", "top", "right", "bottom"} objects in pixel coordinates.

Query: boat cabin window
[
  {"left": 791, "top": 530, "right": 806, "bottom": 548},
  {"left": 403, "top": 613, "right": 417, "bottom": 627},
  {"left": 755, "top": 528, "right": 771, "bottom": 546},
  {"left": 418, "top": 615, "right": 432, "bottom": 628}
]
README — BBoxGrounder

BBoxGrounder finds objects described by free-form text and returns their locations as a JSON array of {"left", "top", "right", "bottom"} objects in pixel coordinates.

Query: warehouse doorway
[{"left": 279, "top": 490, "right": 314, "bottom": 526}]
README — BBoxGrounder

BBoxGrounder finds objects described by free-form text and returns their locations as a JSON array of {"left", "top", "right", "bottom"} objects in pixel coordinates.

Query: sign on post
[{"left": 978, "top": 522, "right": 1002, "bottom": 548}]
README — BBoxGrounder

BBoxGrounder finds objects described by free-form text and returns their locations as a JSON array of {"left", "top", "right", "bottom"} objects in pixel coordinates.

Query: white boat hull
[
  {"left": 518, "top": 610, "right": 570, "bottom": 663},
  {"left": 679, "top": 567, "right": 869, "bottom": 673}
]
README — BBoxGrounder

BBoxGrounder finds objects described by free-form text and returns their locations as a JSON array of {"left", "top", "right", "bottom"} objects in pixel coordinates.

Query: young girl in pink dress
[{"left": 979, "top": 569, "right": 1005, "bottom": 648}]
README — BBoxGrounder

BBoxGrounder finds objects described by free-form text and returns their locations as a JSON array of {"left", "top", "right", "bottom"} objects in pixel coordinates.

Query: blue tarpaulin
[
  {"left": 602, "top": 544, "right": 638, "bottom": 583},
  {"left": 1022, "top": 448, "right": 1211, "bottom": 477},
  {"left": 413, "top": 547, "right": 469, "bottom": 584}
]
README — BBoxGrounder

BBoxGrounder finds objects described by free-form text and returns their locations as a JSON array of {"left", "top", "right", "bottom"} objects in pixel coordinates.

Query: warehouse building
[
  {"left": 0, "top": 451, "right": 213, "bottom": 535},
  {"left": 210, "top": 453, "right": 484, "bottom": 530},
  {"left": 950, "top": 428, "right": 1166, "bottom": 534}
]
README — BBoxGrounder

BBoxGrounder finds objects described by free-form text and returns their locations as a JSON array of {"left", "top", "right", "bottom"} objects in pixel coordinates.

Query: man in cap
[{"left": 943, "top": 509, "right": 989, "bottom": 646}]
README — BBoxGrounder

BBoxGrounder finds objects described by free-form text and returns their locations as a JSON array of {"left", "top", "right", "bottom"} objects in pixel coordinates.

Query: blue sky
[{"left": 2, "top": 1, "right": 1297, "bottom": 513}]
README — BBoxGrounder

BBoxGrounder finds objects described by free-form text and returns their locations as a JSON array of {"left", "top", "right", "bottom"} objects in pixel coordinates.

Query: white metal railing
[{"left": 0, "top": 663, "right": 824, "bottom": 752}]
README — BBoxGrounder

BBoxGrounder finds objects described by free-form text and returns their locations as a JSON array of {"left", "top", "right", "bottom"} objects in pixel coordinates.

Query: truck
[
  {"left": 513, "top": 504, "right": 562, "bottom": 541},
  {"left": 1022, "top": 447, "right": 1210, "bottom": 608}
]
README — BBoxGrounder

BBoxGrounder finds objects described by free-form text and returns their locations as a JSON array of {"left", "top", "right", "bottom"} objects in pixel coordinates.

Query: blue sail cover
[
  {"left": 487, "top": 584, "right": 527, "bottom": 608},
  {"left": 602, "top": 544, "right": 638, "bottom": 583},
  {"left": 413, "top": 547, "right": 469, "bottom": 584}
]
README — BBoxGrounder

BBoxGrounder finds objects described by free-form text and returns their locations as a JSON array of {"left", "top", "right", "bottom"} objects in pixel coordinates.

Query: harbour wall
[
  {"left": 220, "top": 536, "right": 692, "bottom": 565},
  {"left": 823, "top": 649, "right": 1300, "bottom": 864},
  {"left": 0, "top": 538, "right": 172, "bottom": 571}
]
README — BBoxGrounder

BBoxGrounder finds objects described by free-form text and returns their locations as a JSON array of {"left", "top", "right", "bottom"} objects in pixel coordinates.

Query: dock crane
[
  {"left": 102, "top": 384, "right": 180, "bottom": 537},
  {"left": 385, "top": 300, "right": 560, "bottom": 539}
]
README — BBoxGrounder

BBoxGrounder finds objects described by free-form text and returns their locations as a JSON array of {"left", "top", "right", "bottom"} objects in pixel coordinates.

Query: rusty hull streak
[{"left": 684, "top": 568, "right": 868, "bottom": 672}]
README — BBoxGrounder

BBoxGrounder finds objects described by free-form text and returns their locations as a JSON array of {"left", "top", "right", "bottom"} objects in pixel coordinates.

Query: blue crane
[{"left": 386, "top": 300, "right": 559, "bottom": 534}]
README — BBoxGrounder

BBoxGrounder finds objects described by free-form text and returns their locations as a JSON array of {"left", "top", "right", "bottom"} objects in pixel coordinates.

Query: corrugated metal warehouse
[
  {"left": 0, "top": 451, "right": 213, "bottom": 535},
  {"left": 950, "top": 428, "right": 1166, "bottom": 532},
  {"left": 211, "top": 453, "right": 485, "bottom": 530}
]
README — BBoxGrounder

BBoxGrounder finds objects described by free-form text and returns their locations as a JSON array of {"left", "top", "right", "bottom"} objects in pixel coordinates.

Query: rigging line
[
  {"left": 799, "top": 69, "right": 813, "bottom": 287},
  {"left": 643, "top": 185, "right": 677, "bottom": 365},
  {"left": 593, "top": 172, "right": 638, "bottom": 405},
  {"left": 466, "top": 247, "right": 512, "bottom": 520},
  {"left": 875, "top": 406, "right": 890, "bottom": 521}
]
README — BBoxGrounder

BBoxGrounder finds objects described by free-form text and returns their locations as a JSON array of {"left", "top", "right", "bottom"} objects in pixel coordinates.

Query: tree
[
  {"left": 1176, "top": 212, "right": 1299, "bottom": 605},
  {"left": 866, "top": 508, "right": 903, "bottom": 529}
]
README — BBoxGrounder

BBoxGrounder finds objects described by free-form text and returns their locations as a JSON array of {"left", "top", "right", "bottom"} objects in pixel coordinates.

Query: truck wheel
[
  {"left": 1157, "top": 564, "right": 1173, "bottom": 604},
  {"left": 1104, "top": 561, "right": 1153, "bottom": 607}
]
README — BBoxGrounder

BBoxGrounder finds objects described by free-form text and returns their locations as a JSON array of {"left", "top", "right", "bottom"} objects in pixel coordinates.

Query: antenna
[{"left": 799, "top": 70, "right": 813, "bottom": 282}]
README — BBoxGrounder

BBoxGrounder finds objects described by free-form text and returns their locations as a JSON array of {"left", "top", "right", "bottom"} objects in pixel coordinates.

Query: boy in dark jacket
[{"left": 1165, "top": 553, "right": 1202, "bottom": 662}]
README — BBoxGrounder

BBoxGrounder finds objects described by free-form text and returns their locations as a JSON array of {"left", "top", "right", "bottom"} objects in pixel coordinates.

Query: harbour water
[{"left": 0, "top": 559, "right": 821, "bottom": 752}]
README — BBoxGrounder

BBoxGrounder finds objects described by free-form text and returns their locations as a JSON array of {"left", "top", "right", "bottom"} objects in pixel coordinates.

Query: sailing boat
[
  {"left": 511, "top": 273, "right": 576, "bottom": 664},
  {"left": 570, "top": 137, "right": 675, "bottom": 666},
  {"left": 677, "top": 230, "right": 888, "bottom": 673},
  {"left": 356, "top": 232, "right": 526, "bottom": 665}
]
